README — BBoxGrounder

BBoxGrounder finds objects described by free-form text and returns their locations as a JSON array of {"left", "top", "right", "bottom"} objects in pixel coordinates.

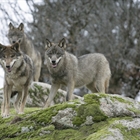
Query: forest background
[{"left": 0, "top": 0, "right": 139, "bottom": 99}]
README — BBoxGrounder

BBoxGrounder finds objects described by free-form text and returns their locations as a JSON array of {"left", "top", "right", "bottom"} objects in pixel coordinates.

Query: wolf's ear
[
  {"left": 12, "top": 43, "right": 20, "bottom": 51},
  {"left": 0, "top": 43, "right": 5, "bottom": 51},
  {"left": 18, "top": 23, "right": 24, "bottom": 31},
  {"left": 45, "top": 39, "right": 52, "bottom": 50},
  {"left": 9, "top": 22, "right": 15, "bottom": 30},
  {"left": 58, "top": 38, "right": 66, "bottom": 49}
]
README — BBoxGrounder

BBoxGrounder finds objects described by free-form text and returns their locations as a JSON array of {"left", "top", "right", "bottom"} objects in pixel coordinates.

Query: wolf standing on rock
[
  {"left": 0, "top": 43, "right": 33, "bottom": 118},
  {"left": 44, "top": 38, "right": 111, "bottom": 108},
  {"left": 7, "top": 22, "right": 42, "bottom": 81}
]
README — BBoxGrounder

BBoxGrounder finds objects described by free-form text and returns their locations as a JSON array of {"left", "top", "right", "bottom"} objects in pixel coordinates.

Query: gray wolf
[
  {"left": 44, "top": 38, "right": 111, "bottom": 108},
  {"left": 0, "top": 42, "right": 33, "bottom": 118},
  {"left": 7, "top": 22, "right": 42, "bottom": 81}
]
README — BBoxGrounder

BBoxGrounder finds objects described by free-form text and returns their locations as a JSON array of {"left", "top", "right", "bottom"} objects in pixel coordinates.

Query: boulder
[
  {"left": 0, "top": 92, "right": 140, "bottom": 140},
  {"left": 0, "top": 82, "right": 81, "bottom": 107}
]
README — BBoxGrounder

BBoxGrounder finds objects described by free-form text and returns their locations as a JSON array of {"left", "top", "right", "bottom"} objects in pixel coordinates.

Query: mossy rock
[
  {"left": 0, "top": 93, "right": 140, "bottom": 139},
  {"left": 0, "top": 82, "right": 82, "bottom": 107}
]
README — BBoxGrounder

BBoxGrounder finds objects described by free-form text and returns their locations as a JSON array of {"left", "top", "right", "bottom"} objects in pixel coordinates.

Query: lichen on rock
[{"left": 0, "top": 84, "right": 140, "bottom": 139}]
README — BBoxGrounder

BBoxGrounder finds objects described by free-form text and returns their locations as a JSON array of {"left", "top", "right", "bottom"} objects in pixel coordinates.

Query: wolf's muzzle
[
  {"left": 51, "top": 60, "right": 57, "bottom": 68},
  {"left": 6, "top": 65, "right": 12, "bottom": 72}
]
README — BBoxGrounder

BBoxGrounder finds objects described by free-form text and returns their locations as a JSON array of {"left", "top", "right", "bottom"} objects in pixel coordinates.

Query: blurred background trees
[{"left": 0, "top": 0, "right": 139, "bottom": 99}]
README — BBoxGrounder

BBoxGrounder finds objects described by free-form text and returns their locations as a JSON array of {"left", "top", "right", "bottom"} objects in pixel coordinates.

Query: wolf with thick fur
[
  {"left": 0, "top": 42, "right": 33, "bottom": 118},
  {"left": 7, "top": 22, "right": 42, "bottom": 81},
  {"left": 44, "top": 38, "right": 111, "bottom": 108}
]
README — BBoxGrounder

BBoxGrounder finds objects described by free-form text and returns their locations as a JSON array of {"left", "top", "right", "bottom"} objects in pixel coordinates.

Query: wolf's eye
[{"left": 11, "top": 55, "right": 15, "bottom": 58}]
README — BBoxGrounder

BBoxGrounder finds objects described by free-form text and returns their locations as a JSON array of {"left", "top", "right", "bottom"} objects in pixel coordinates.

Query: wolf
[
  {"left": 0, "top": 42, "right": 33, "bottom": 118},
  {"left": 43, "top": 38, "right": 111, "bottom": 108},
  {"left": 7, "top": 22, "right": 42, "bottom": 81}
]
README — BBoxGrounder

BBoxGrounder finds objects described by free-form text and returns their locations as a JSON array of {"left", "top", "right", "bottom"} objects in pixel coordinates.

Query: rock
[
  {"left": 27, "top": 82, "right": 67, "bottom": 107},
  {"left": 10, "top": 116, "right": 23, "bottom": 124},
  {"left": 99, "top": 94, "right": 140, "bottom": 117},
  {"left": 52, "top": 108, "right": 77, "bottom": 128},
  {"left": 0, "top": 82, "right": 82, "bottom": 107},
  {"left": 21, "top": 126, "right": 30, "bottom": 133},
  {"left": 39, "top": 125, "right": 55, "bottom": 135},
  {"left": 0, "top": 92, "right": 140, "bottom": 139}
]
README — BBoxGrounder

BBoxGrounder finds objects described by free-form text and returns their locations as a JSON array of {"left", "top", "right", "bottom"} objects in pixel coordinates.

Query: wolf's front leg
[
  {"left": 2, "top": 85, "right": 12, "bottom": 118},
  {"left": 1, "top": 90, "right": 6, "bottom": 116},
  {"left": 66, "top": 81, "right": 75, "bottom": 101},
  {"left": 18, "top": 87, "right": 29, "bottom": 114},
  {"left": 14, "top": 92, "right": 22, "bottom": 113},
  {"left": 44, "top": 83, "right": 60, "bottom": 108}
]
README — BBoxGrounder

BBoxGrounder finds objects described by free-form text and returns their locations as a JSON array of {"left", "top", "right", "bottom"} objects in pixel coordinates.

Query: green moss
[
  {"left": 128, "top": 107, "right": 140, "bottom": 115},
  {"left": 86, "top": 126, "right": 111, "bottom": 140},
  {"left": 49, "top": 121, "right": 109, "bottom": 140},
  {"left": 111, "top": 96, "right": 133, "bottom": 105},
  {"left": 44, "top": 124, "right": 55, "bottom": 131},
  {"left": 0, "top": 107, "right": 108, "bottom": 140},
  {"left": 84, "top": 93, "right": 107, "bottom": 104},
  {"left": 73, "top": 96, "right": 108, "bottom": 126},
  {"left": 37, "top": 124, "right": 55, "bottom": 136},
  {"left": 1, "top": 107, "right": 140, "bottom": 140},
  {"left": 27, "top": 102, "right": 76, "bottom": 124},
  {"left": 86, "top": 117, "right": 140, "bottom": 140},
  {"left": 73, "top": 117, "right": 85, "bottom": 126},
  {"left": 84, "top": 94, "right": 100, "bottom": 104},
  {"left": 108, "top": 117, "right": 133, "bottom": 122},
  {"left": 1, "top": 93, "right": 140, "bottom": 140},
  {"left": 34, "top": 84, "right": 42, "bottom": 90},
  {"left": 111, "top": 123, "right": 140, "bottom": 140}
]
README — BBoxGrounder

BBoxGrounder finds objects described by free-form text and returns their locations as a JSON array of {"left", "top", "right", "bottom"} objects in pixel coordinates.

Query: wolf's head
[
  {"left": 0, "top": 43, "right": 22, "bottom": 73},
  {"left": 7, "top": 22, "right": 24, "bottom": 45},
  {"left": 44, "top": 38, "right": 66, "bottom": 68}
]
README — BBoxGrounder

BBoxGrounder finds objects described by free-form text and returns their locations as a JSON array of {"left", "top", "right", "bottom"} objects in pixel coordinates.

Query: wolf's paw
[
  {"left": 18, "top": 112, "right": 24, "bottom": 115},
  {"left": 43, "top": 102, "right": 50, "bottom": 108},
  {"left": 2, "top": 113, "right": 10, "bottom": 118}
]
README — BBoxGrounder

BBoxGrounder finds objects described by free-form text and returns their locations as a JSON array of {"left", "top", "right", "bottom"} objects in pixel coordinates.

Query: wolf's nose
[
  {"left": 6, "top": 66, "right": 10, "bottom": 69},
  {"left": 12, "top": 41, "right": 16, "bottom": 44},
  {"left": 52, "top": 61, "right": 56, "bottom": 64}
]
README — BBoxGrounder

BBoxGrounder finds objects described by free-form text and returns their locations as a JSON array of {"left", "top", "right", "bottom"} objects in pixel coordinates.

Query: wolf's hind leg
[
  {"left": 95, "top": 80, "right": 105, "bottom": 93},
  {"left": 105, "top": 78, "right": 110, "bottom": 93},
  {"left": 33, "top": 55, "right": 42, "bottom": 82},
  {"left": 86, "top": 82, "right": 98, "bottom": 93},
  {"left": 34, "top": 66, "right": 41, "bottom": 82}
]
